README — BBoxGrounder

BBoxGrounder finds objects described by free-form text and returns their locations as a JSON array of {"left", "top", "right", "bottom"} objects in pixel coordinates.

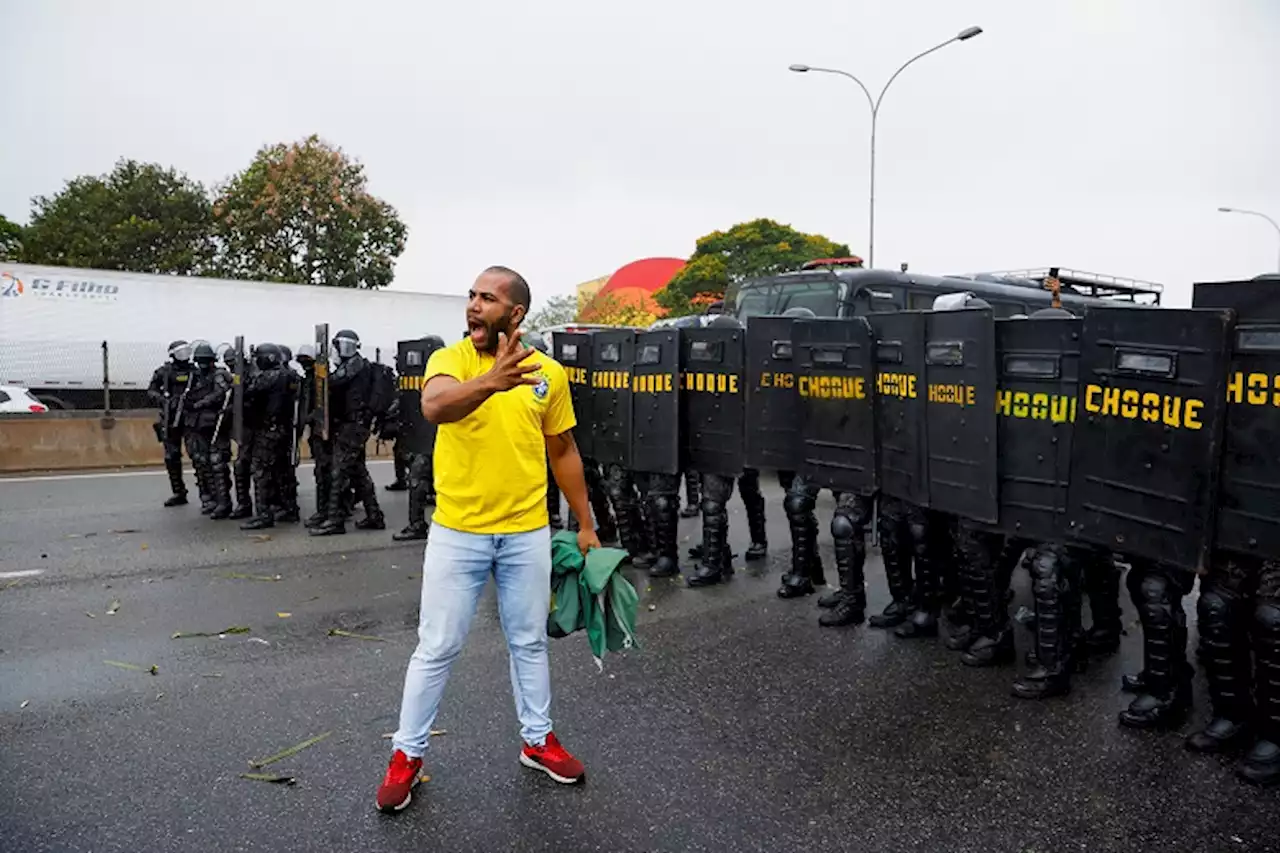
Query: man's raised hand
[{"left": 488, "top": 331, "right": 541, "bottom": 392}]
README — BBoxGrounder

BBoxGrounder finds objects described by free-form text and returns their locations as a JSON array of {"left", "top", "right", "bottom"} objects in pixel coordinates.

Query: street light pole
[
  {"left": 1218, "top": 206, "right": 1280, "bottom": 272},
  {"left": 790, "top": 25, "right": 983, "bottom": 268}
]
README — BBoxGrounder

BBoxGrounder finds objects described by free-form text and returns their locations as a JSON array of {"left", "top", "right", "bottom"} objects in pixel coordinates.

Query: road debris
[
  {"left": 249, "top": 534, "right": 272, "bottom": 543},
  {"left": 223, "top": 572, "right": 283, "bottom": 582},
  {"left": 201, "top": 672, "right": 225, "bottom": 678},
  {"left": 104, "top": 660, "right": 158, "bottom": 675},
  {"left": 239, "top": 773, "right": 297, "bottom": 785},
  {"left": 248, "top": 731, "right": 332, "bottom": 769},
  {"left": 109, "top": 528, "right": 141, "bottom": 535},
  {"left": 20, "top": 700, "right": 29, "bottom": 709},
  {"left": 106, "top": 600, "right": 121, "bottom": 615},
  {"left": 248, "top": 638, "right": 271, "bottom": 646},
  {"left": 277, "top": 612, "right": 291, "bottom": 619},
  {"left": 327, "top": 628, "right": 387, "bottom": 642},
  {"left": 85, "top": 612, "right": 96, "bottom": 619},
  {"left": 172, "top": 626, "right": 251, "bottom": 639}
]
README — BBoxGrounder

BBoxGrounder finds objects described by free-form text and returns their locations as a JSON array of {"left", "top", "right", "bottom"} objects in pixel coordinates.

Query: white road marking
[
  {"left": 0, "top": 569, "right": 44, "bottom": 580},
  {"left": 2, "top": 460, "right": 392, "bottom": 484}
]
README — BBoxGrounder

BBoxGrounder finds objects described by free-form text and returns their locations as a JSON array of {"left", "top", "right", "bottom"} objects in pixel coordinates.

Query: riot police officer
[
  {"left": 392, "top": 335, "right": 445, "bottom": 542},
  {"left": 296, "top": 345, "right": 336, "bottom": 528},
  {"left": 311, "top": 329, "right": 386, "bottom": 536},
  {"left": 273, "top": 345, "right": 302, "bottom": 523},
  {"left": 147, "top": 340, "right": 195, "bottom": 507},
  {"left": 240, "top": 343, "right": 294, "bottom": 531},
  {"left": 183, "top": 343, "right": 234, "bottom": 520}
]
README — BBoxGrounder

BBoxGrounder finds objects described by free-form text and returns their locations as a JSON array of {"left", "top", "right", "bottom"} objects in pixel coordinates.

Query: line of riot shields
[{"left": 553, "top": 292, "right": 1268, "bottom": 573}]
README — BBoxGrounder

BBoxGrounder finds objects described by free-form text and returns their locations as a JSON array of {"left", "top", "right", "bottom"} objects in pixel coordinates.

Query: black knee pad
[
  {"left": 783, "top": 492, "right": 813, "bottom": 519},
  {"left": 1255, "top": 601, "right": 1280, "bottom": 633},
  {"left": 1137, "top": 572, "right": 1172, "bottom": 607},
  {"left": 830, "top": 512, "right": 858, "bottom": 541},
  {"left": 652, "top": 494, "right": 675, "bottom": 517}
]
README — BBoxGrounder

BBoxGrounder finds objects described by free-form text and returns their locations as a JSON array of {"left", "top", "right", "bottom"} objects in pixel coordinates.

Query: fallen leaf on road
[
  {"left": 106, "top": 600, "right": 121, "bottom": 615},
  {"left": 104, "top": 659, "right": 151, "bottom": 673},
  {"left": 247, "top": 731, "right": 332, "bottom": 769},
  {"left": 248, "top": 638, "right": 271, "bottom": 646},
  {"left": 148, "top": 665, "right": 158, "bottom": 676},
  {"left": 201, "top": 672, "right": 224, "bottom": 678},
  {"left": 239, "top": 773, "right": 297, "bottom": 785},
  {"left": 327, "top": 628, "right": 386, "bottom": 642},
  {"left": 155, "top": 693, "right": 165, "bottom": 700},
  {"left": 20, "top": 700, "right": 29, "bottom": 709},
  {"left": 419, "top": 775, "right": 431, "bottom": 784},
  {"left": 85, "top": 612, "right": 96, "bottom": 619},
  {"left": 250, "top": 534, "right": 272, "bottom": 543},
  {"left": 224, "top": 572, "right": 282, "bottom": 582},
  {"left": 140, "top": 544, "right": 149, "bottom": 551},
  {"left": 109, "top": 528, "right": 141, "bottom": 535},
  {"left": 172, "top": 626, "right": 251, "bottom": 639},
  {"left": 277, "top": 612, "right": 291, "bottom": 619}
]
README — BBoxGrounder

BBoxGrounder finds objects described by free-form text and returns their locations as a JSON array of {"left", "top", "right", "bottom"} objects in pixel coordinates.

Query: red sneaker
[
  {"left": 376, "top": 749, "right": 423, "bottom": 813},
  {"left": 519, "top": 731, "right": 585, "bottom": 784}
]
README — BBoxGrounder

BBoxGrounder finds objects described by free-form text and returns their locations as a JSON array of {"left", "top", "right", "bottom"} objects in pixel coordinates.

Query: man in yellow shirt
[{"left": 377, "top": 266, "right": 601, "bottom": 814}]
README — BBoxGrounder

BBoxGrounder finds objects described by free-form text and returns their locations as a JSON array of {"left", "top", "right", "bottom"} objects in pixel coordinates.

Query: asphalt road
[{"left": 0, "top": 465, "right": 1274, "bottom": 853}]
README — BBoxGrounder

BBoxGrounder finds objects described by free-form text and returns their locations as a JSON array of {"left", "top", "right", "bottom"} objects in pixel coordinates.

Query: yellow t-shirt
[{"left": 426, "top": 339, "right": 576, "bottom": 534}]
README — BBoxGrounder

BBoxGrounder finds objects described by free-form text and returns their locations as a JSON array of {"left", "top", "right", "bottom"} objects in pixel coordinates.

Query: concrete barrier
[{"left": 0, "top": 410, "right": 392, "bottom": 474}]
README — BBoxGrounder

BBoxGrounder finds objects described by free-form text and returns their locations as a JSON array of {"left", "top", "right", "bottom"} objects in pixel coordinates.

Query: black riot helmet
[
  {"left": 168, "top": 339, "right": 193, "bottom": 364},
  {"left": 296, "top": 343, "right": 316, "bottom": 368},
  {"left": 333, "top": 329, "right": 361, "bottom": 360},
  {"left": 280, "top": 344, "right": 293, "bottom": 363},
  {"left": 193, "top": 342, "right": 216, "bottom": 367},
  {"left": 1029, "top": 306, "right": 1076, "bottom": 320},
  {"left": 215, "top": 342, "right": 232, "bottom": 366},
  {"left": 706, "top": 314, "right": 743, "bottom": 330},
  {"left": 255, "top": 342, "right": 284, "bottom": 370},
  {"left": 528, "top": 335, "right": 549, "bottom": 354},
  {"left": 781, "top": 307, "right": 817, "bottom": 319},
  {"left": 423, "top": 335, "right": 446, "bottom": 350}
]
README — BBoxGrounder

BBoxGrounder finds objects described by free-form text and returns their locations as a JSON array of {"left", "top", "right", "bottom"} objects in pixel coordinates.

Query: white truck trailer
[{"left": 0, "top": 263, "right": 468, "bottom": 409}]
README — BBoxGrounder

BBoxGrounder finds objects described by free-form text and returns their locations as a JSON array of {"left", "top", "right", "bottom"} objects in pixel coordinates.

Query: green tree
[
  {"left": 0, "top": 213, "right": 23, "bottom": 261},
  {"left": 526, "top": 293, "right": 579, "bottom": 333},
  {"left": 655, "top": 218, "right": 851, "bottom": 315},
  {"left": 20, "top": 160, "right": 214, "bottom": 274},
  {"left": 579, "top": 292, "right": 657, "bottom": 327},
  {"left": 212, "top": 135, "right": 407, "bottom": 289}
]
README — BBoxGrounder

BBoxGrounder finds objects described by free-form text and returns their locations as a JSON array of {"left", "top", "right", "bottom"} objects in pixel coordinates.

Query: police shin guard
[
  {"left": 739, "top": 470, "right": 768, "bottom": 561},
  {"left": 820, "top": 509, "right": 866, "bottom": 628},
  {"left": 896, "top": 515, "right": 940, "bottom": 639},
  {"left": 1084, "top": 555, "right": 1123, "bottom": 657},
  {"left": 1119, "top": 568, "right": 1192, "bottom": 730},
  {"left": 1238, "top": 595, "right": 1280, "bottom": 786},
  {"left": 779, "top": 489, "right": 817, "bottom": 599},
  {"left": 681, "top": 470, "right": 702, "bottom": 519},
  {"left": 588, "top": 473, "right": 617, "bottom": 544},
  {"left": 869, "top": 508, "right": 914, "bottom": 628},
  {"left": 232, "top": 454, "right": 253, "bottom": 519},
  {"left": 607, "top": 471, "right": 650, "bottom": 570},
  {"left": 648, "top": 491, "right": 680, "bottom": 579},
  {"left": 960, "top": 531, "right": 1015, "bottom": 667},
  {"left": 209, "top": 447, "right": 233, "bottom": 520},
  {"left": 1186, "top": 578, "right": 1254, "bottom": 753},
  {"left": 162, "top": 442, "right": 188, "bottom": 506},
  {"left": 1013, "top": 547, "right": 1078, "bottom": 700},
  {"left": 688, "top": 475, "right": 732, "bottom": 588}
]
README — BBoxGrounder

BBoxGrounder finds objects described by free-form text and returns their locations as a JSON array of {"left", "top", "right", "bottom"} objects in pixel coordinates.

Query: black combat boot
[
  {"left": 648, "top": 492, "right": 680, "bottom": 579},
  {"left": 944, "top": 553, "right": 976, "bottom": 651},
  {"left": 385, "top": 480, "right": 407, "bottom": 492},
  {"left": 164, "top": 493, "right": 188, "bottom": 508},
  {"left": 868, "top": 529, "right": 914, "bottom": 627},
  {"left": 1084, "top": 554, "right": 1123, "bottom": 657},
  {"left": 309, "top": 519, "right": 346, "bottom": 536},
  {"left": 777, "top": 534, "right": 816, "bottom": 598},
  {"left": 240, "top": 515, "right": 275, "bottom": 531},
  {"left": 1237, "top": 596, "right": 1280, "bottom": 786},
  {"left": 1013, "top": 547, "right": 1078, "bottom": 699},
  {"left": 1119, "top": 569, "right": 1192, "bottom": 730},
  {"left": 305, "top": 511, "right": 327, "bottom": 529},
  {"left": 1186, "top": 577, "right": 1254, "bottom": 753},
  {"left": 687, "top": 503, "right": 727, "bottom": 589},
  {"left": 392, "top": 523, "right": 430, "bottom": 541},
  {"left": 163, "top": 454, "right": 187, "bottom": 507},
  {"left": 355, "top": 512, "right": 386, "bottom": 531},
  {"left": 960, "top": 532, "right": 1016, "bottom": 667},
  {"left": 896, "top": 533, "right": 939, "bottom": 639},
  {"left": 680, "top": 471, "right": 701, "bottom": 519},
  {"left": 744, "top": 494, "right": 768, "bottom": 562}
]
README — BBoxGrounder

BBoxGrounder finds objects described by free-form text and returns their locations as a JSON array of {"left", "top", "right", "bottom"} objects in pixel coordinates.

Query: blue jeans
[{"left": 392, "top": 523, "right": 554, "bottom": 758}]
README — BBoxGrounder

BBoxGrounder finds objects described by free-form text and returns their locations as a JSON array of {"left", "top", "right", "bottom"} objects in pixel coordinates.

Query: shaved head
[{"left": 483, "top": 265, "right": 530, "bottom": 317}]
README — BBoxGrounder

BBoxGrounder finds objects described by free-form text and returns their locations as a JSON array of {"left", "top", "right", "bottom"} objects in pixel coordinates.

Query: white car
[{"left": 0, "top": 384, "right": 49, "bottom": 413}]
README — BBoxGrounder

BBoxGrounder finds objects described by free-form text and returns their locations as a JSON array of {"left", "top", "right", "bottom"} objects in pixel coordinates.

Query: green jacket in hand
[{"left": 548, "top": 531, "right": 639, "bottom": 670}]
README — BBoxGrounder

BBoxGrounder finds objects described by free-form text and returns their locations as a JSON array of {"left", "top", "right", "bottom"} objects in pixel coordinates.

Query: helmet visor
[
  {"left": 171, "top": 345, "right": 193, "bottom": 362},
  {"left": 334, "top": 338, "right": 359, "bottom": 358}
]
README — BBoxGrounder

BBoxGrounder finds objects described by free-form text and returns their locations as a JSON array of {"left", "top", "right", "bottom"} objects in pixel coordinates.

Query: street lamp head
[
  {"left": 956, "top": 26, "right": 983, "bottom": 41},
  {"left": 788, "top": 64, "right": 810, "bottom": 73}
]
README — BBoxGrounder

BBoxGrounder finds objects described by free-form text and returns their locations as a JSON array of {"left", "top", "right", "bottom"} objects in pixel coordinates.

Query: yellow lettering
[
  {"left": 1051, "top": 395, "right": 1072, "bottom": 423},
  {"left": 1185, "top": 399, "right": 1203, "bottom": 429},
  {"left": 1031, "top": 393, "right": 1049, "bottom": 420},
  {"left": 966, "top": 385, "right": 975, "bottom": 407},
  {"left": 1101, "top": 387, "right": 1121, "bottom": 416},
  {"left": 1248, "top": 373, "right": 1268, "bottom": 405},
  {"left": 664, "top": 373, "right": 673, "bottom": 393},
  {"left": 1162, "top": 396, "right": 1182, "bottom": 429},
  {"left": 854, "top": 377, "right": 865, "bottom": 399},
  {"left": 1121, "top": 388, "right": 1139, "bottom": 419},
  {"left": 1227, "top": 371, "right": 1244, "bottom": 403},
  {"left": 1085, "top": 384, "right": 1101, "bottom": 413},
  {"left": 1012, "top": 391, "right": 1029, "bottom": 419},
  {"left": 729, "top": 373, "right": 738, "bottom": 395},
  {"left": 996, "top": 390, "right": 1011, "bottom": 416},
  {"left": 1141, "top": 392, "right": 1161, "bottom": 423}
]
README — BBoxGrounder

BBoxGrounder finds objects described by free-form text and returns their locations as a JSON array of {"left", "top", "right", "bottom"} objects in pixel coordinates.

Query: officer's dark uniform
[
  {"left": 240, "top": 344, "right": 293, "bottom": 531},
  {"left": 182, "top": 343, "right": 233, "bottom": 519},
  {"left": 392, "top": 334, "right": 444, "bottom": 542},
  {"left": 147, "top": 340, "right": 195, "bottom": 508}
]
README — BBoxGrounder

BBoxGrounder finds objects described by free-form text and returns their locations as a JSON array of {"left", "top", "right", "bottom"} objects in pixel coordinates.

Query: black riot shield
[
  {"left": 924, "top": 308, "right": 999, "bottom": 523},
  {"left": 869, "top": 312, "right": 930, "bottom": 507},
  {"left": 1066, "top": 307, "right": 1233, "bottom": 573},
  {"left": 631, "top": 329, "right": 680, "bottom": 475},
  {"left": 590, "top": 330, "right": 634, "bottom": 469},
  {"left": 314, "top": 324, "right": 330, "bottom": 442},
  {"left": 396, "top": 338, "right": 441, "bottom": 456},
  {"left": 231, "top": 336, "right": 246, "bottom": 455},
  {"left": 681, "top": 326, "right": 746, "bottom": 477},
  {"left": 553, "top": 331, "right": 595, "bottom": 460},
  {"left": 744, "top": 316, "right": 802, "bottom": 473},
  {"left": 794, "top": 318, "right": 878, "bottom": 495},
  {"left": 994, "top": 316, "right": 1081, "bottom": 541},
  {"left": 1194, "top": 280, "right": 1280, "bottom": 560}
]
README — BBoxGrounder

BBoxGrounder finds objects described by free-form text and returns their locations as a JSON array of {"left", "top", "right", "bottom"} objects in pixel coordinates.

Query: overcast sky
[{"left": 2, "top": 0, "right": 1277, "bottom": 308}]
